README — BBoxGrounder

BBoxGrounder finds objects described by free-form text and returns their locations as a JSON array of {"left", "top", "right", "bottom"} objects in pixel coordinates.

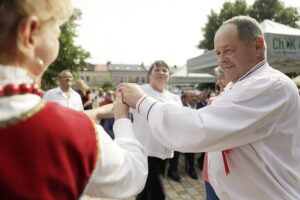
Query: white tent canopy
[
  {"left": 168, "top": 65, "right": 215, "bottom": 88},
  {"left": 188, "top": 19, "right": 300, "bottom": 74},
  {"left": 260, "top": 19, "right": 300, "bottom": 35},
  {"left": 261, "top": 20, "right": 300, "bottom": 73}
]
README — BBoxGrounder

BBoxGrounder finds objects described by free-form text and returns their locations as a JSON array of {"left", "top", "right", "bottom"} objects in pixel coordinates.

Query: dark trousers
[
  {"left": 136, "top": 157, "right": 166, "bottom": 200},
  {"left": 168, "top": 151, "right": 195, "bottom": 171},
  {"left": 168, "top": 151, "right": 180, "bottom": 171},
  {"left": 185, "top": 153, "right": 195, "bottom": 170},
  {"left": 198, "top": 152, "right": 205, "bottom": 171},
  {"left": 205, "top": 181, "right": 219, "bottom": 200}
]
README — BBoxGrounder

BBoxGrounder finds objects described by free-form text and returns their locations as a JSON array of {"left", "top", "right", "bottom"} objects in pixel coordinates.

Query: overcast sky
[{"left": 72, "top": 0, "right": 300, "bottom": 67}]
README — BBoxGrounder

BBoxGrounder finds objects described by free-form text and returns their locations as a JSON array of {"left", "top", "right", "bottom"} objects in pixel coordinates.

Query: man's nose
[{"left": 218, "top": 54, "right": 229, "bottom": 67}]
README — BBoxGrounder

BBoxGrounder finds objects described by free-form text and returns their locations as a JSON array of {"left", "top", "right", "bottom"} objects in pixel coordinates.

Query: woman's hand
[{"left": 114, "top": 89, "right": 129, "bottom": 120}]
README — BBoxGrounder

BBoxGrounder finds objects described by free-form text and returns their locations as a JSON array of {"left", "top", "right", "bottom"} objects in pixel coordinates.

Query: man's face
[
  {"left": 198, "top": 93, "right": 206, "bottom": 102},
  {"left": 58, "top": 72, "right": 73, "bottom": 88},
  {"left": 185, "top": 91, "right": 197, "bottom": 106},
  {"left": 214, "top": 24, "right": 258, "bottom": 83},
  {"left": 216, "top": 73, "right": 229, "bottom": 91},
  {"left": 105, "top": 90, "right": 114, "bottom": 101}
]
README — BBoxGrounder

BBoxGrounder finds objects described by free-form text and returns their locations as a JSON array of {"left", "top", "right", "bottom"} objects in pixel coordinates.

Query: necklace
[{"left": 0, "top": 83, "right": 43, "bottom": 97}]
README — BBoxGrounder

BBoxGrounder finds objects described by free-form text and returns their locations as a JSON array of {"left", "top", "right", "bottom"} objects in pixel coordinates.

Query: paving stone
[
  {"left": 186, "top": 187, "right": 198, "bottom": 195},
  {"left": 179, "top": 193, "right": 192, "bottom": 199},
  {"left": 166, "top": 190, "right": 180, "bottom": 199},
  {"left": 81, "top": 153, "right": 206, "bottom": 200}
]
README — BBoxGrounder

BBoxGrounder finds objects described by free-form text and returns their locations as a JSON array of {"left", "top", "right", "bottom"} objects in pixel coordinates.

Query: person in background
[
  {"left": 166, "top": 93, "right": 186, "bottom": 182},
  {"left": 98, "top": 89, "right": 115, "bottom": 126},
  {"left": 167, "top": 90, "right": 199, "bottom": 182},
  {"left": 43, "top": 69, "right": 83, "bottom": 111},
  {"left": 202, "top": 66, "right": 229, "bottom": 200},
  {"left": 102, "top": 91, "right": 116, "bottom": 139},
  {"left": 0, "top": 0, "right": 147, "bottom": 199},
  {"left": 196, "top": 91, "right": 207, "bottom": 171},
  {"left": 76, "top": 79, "right": 94, "bottom": 110},
  {"left": 196, "top": 91, "right": 207, "bottom": 108},
  {"left": 99, "top": 89, "right": 114, "bottom": 107},
  {"left": 95, "top": 88, "right": 105, "bottom": 106},
  {"left": 134, "top": 60, "right": 182, "bottom": 200},
  {"left": 118, "top": 16, "right": 300, "bottom": 199},
  {"left": 182, "top": 90, "right": 200, "bottom": 179}
]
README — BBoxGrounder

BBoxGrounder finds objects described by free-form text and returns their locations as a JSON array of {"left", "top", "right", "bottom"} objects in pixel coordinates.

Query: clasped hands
[
  {"left": 114, "top": 83, "right": 145, "bottom": 119},
  {"left": 117, "top": 83, "right": 146, "bottom": 107},
  {"left": 85, "top": 83, "right": 146, "bottom": 120}
]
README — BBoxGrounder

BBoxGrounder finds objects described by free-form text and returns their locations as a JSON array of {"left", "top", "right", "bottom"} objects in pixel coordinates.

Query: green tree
[
  {"left": 249, "top": 0, "right": 300, "bottom": 28},
  {"left": 128, "top": 77, "right": 139, "bottom": 83},
  {"left": 101, "top": 77, "right": 115, "bottom": 91},
  {"left": 198, "top": 0, "right": 300, "bottom": 50},
  {"left": 198, "top": 0, "right": 248, "bottom": 50},
  {"left": 198, "top": 10, "right": 221, "bottom": 51},
  {"left": 41, "top": 9, "right": 90, "bottom": 90}
]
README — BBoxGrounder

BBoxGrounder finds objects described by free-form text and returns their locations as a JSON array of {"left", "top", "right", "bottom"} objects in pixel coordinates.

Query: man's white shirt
[
  {"left": 136, "top": 62, "right": 300, "bottom": 200},
  {"left": 43, "top": 87, "right": 84, "bottom": 111}
]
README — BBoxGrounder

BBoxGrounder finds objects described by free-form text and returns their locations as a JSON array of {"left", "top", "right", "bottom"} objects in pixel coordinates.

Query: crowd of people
[{"left": 1, "top": 0, "right": 300, "bottom": 199}]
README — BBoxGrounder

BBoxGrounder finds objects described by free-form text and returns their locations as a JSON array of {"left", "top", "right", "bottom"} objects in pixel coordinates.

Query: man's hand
[
  {"left": 114, "top": 88, "right": 129, "bottom": 120},
  {"left": 117, "top": 83, "right": 146, "bottom": 108}
]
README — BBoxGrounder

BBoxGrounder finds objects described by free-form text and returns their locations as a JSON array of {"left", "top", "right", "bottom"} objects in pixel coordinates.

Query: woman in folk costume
[{"left": 0, "top": 0, "right": 147, "bottom": 199}]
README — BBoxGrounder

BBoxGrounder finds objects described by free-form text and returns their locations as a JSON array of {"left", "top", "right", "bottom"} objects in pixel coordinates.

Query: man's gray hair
[
  {"left": 222, "top": 16, "right": 263, "bottom": 44},
  {"left": 58, "top": 69, "right": 72, "bottom": 78}
]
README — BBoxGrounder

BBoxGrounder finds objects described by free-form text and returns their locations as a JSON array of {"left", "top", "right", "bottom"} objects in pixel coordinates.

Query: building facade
[{"left": 78, "top": 62, "right": 149, "bottom": 89}]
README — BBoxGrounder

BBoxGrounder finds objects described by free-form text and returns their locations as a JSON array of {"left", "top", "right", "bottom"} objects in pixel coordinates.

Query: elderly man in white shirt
[
  {"left": 118, "top": 16, "right": 300, "bottom": 200},
  {"left": 43, "top": 70, "right": 83, "bottom": 111}
]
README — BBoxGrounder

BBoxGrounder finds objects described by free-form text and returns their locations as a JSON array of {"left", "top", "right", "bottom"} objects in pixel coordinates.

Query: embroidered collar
[{"left": 238, "top": 60, "right": 267, "bottom": 82}]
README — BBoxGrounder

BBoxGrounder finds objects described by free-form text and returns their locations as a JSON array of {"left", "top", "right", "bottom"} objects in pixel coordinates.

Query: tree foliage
[
  {"left": 128, "top": 77, "right": 139, "bottom": 83},
  {"left": 198, "top": 0, "right": 300, "bottom": 50},
  {"left": 100, "top": 77, "right": 115, "bottom": 91},
  {"left": 41, "top": 9, "right": 90, "bottom": 90}
]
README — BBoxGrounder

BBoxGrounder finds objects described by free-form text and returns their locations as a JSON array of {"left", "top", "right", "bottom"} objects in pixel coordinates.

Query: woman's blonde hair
[
  {"left": 76, "top": 79, "right": 90, "bottom": 95},
  {"left": 0, "top": 0, "right": 73, "bottom": 62}
]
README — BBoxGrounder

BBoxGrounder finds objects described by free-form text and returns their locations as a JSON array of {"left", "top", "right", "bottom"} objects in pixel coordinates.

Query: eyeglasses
[{"left": 59, "top": 76, "right": 73, "bottom": 79}]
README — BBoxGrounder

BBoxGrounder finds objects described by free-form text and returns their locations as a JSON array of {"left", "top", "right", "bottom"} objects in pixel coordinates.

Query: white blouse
[
  {"left": 0, "top": 65, "right": 148, "bottom": 199},
  {"left": 131, "top": 84, "right": 182, "bottom": 159}
]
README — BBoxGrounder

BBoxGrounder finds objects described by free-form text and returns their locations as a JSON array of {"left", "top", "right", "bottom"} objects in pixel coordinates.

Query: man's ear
[
  {"left": 254, "top": 36, "right": 265, "bottom": 57},
  {"left": 17, "top": 16, "right": 40, "bottom": 58}
]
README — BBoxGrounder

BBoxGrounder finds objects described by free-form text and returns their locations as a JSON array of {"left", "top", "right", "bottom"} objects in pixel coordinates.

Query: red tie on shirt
[{"left": 222, "top": 149, "right": 231, "bottom": 175}]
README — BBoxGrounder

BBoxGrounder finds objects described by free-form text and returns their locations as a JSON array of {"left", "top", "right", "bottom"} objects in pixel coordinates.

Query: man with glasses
[{"left": 43, "top": 70, "right": 84, "bottom": 111}]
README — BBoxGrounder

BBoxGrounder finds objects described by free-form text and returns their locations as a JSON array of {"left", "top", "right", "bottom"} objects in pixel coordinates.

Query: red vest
[{"left": 0, "top": 102, "right": 98, "bottom": 199}]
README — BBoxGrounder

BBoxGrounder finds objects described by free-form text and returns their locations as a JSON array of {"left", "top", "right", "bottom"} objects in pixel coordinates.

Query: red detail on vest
[
  {"left": 222, "top": 149, "right": 231, "bottom": 176},
  {"left": 0, "top": 83, "right": 42, "bottom": 97},
  {"left": 0, "top": 102, "right": 98, "bottom": 199}
]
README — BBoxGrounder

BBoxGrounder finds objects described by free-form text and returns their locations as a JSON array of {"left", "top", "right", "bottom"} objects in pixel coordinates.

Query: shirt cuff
[
  {"left": 137, "top": 96, "right": 158, "bottom": 119},
  {"left": 113, "top": 118, "right": 134, "bottom": 138}
]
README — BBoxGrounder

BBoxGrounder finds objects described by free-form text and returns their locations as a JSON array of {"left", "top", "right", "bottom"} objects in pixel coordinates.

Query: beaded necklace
[{"left": 0, "top": 83, "right": 42, "bottom": 97}]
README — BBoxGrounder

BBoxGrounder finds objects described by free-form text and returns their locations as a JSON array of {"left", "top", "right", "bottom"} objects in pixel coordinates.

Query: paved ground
[{"left": 81, "top": 153, "right": 206, "bottom": 200}]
